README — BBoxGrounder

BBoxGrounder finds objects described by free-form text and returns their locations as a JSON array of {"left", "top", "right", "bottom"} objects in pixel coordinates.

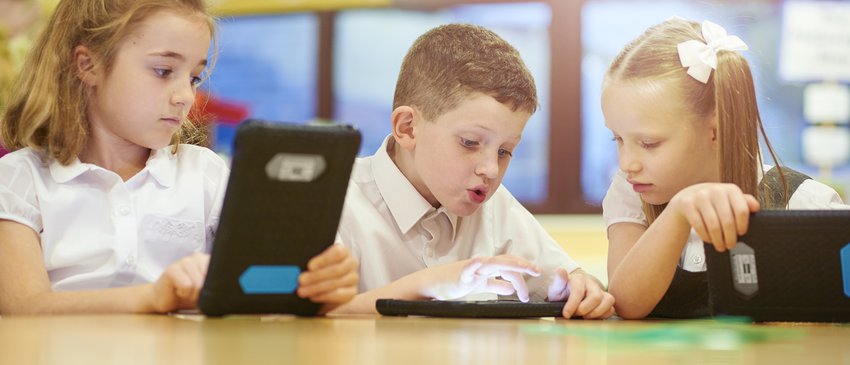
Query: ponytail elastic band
[{"left": 677, "top": 20, "right": 748, "bottom": 84}]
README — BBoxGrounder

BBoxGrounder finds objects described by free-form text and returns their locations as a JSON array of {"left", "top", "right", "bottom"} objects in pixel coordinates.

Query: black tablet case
[
  {"left": 705, "top": 210, "right": 850, "bottom": 322},
  {"left": 198, "top": 120, "right": 361, "bottom": 316},
  {"left": 376, "top": 299, "right": 566, "bottom": 319}
]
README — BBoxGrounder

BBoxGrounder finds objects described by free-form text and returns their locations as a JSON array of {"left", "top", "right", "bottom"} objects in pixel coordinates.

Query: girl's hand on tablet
[
  {"left": 150, "top": 253, "right": 210, "bottom": 313},
  {"left": 669, "top": 183, "right": 760, "bottom": 252}
]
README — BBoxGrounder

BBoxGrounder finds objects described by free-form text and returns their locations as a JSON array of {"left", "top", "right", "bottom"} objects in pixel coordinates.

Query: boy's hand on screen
[
  {"left": 422, "top": 256, "right": 541, "bottom": 302},
  {"left": 669, "top": 183, "right": 760, "bottom": 253},
  {"left": 298, "top": 244, "right": 359, "bottom": 314},
  {"left": 548, "top": 268, "right": 615, "bottom": 319},
  {"left": 150, "top": 252, "right": 210, "bottom": 313}
]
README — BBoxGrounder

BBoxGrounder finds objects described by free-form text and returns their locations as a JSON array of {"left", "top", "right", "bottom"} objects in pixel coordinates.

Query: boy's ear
[
  {"left": 391, "top": 106, "right": 417, "bottom": 150},
  {"left": 74, "top": 45, "right": 99, "bottom": 87}
]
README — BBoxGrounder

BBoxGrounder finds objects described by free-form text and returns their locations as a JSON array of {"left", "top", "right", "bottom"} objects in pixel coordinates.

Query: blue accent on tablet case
[
  {"left": 239, "top": 265, "right": 300, "bottom": 294},
  {"left": 841, "top": 244, "right": 850, "bottom": 299}
]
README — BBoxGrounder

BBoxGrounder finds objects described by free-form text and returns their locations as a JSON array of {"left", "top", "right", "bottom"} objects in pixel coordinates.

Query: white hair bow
[{"left": 677, "top": 20, "right": 748, "bottom": 83}]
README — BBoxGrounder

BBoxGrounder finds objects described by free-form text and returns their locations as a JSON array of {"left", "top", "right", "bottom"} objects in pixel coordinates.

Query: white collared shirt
[
  {"left": 602, "top": 167, "right": 849, "bottom": 272},
  {"left": 337, "top": 136, "right": 579, "bottom": 301},
  {"left": 0, "top": 145, "right": 229, "bottom": 291}
]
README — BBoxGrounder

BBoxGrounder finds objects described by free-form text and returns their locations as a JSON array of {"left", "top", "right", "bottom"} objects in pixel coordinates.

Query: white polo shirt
[
  {"left": 337, "top": 136, "right": 579, "bottom": 301},
  {"left": 0, "top": 145, "right": 229, "bottom": 291},
  {"left": 602, "top": 167, "right": 849, "bottom": 272}
]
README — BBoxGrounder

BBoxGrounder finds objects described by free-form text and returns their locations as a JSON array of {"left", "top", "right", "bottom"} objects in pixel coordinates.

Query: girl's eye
[
  {"left": 154, "top": 68, "right": 173, "bottom": 78},
  {"left": 639, "top": 141, "right": 660, "bottom": 149},
  {"left": 611, "top": 136, "right": 623, "bottom": 144},
  {"left": 498, "top": 148, "right": 513, "bottom": 158},
  {"left": 460, "top": 138, "right": 479, "bottom": 148},
  {"left": 191, "top": 76, "right": 203, "bottom": 86}
]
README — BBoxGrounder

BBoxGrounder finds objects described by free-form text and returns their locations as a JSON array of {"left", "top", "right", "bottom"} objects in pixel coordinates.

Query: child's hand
[
  {"left": 150, "top": 252, "right": 210, "bottom": 313},
  {"left": 421, "top": 256, "right": 541, "bottom": 302},
  {"left": 669, "top": 183, "right": 760, "bottom": 252},
  {"left": 297, "top": 245, "right": 359, "bottom": 314},
  {"left": 547, "top": 268, "right": 615, "bottom": 319}
]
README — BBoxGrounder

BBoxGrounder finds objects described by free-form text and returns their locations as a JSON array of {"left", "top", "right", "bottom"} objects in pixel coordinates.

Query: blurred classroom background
[{"left": 3, "top": 0, "right": 850, "bottom": 284}]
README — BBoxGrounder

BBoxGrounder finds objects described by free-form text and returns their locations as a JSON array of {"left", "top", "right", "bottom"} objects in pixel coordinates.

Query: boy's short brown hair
[{"left": 393, "top": 23, "right": 538, "bottom": 121}]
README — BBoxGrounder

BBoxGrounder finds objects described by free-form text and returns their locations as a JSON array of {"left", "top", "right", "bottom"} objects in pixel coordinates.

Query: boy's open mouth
[{"left": 468, "top": 187, "right": 487, "bottom": 203}]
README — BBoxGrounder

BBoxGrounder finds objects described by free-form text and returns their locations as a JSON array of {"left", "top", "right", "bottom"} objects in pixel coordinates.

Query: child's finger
[
  {"left": 168, "top": 265, "right": 194, "bottom": 298},
  {"left": 299, "top": 259, "right": 357, "bottom": 295},
  {"left": 583, "top": 292, "right": 615, "bottom": 319},
  {"left": 460, "top": 259, "right": 485, "bottom": 284},
  {"left": 307, "top": 245, "right": 348, "bottom": 271},
  {"left": 684, "top": 206, "right": 711, "bottom": 244},
  {"left": 745, "top": 194, "right": 760, "bottom": 211},
  {"left": 546, "top": 268, "right": 570, "bottom": 301},
  {"left": 591, "top": 302, "right": 617, "bottom": 320},
  {"left": 733, "top": 194, "right": 753, "bottom": 236},
  {"left": 575, "top": 284, "right": 604, "bottom": 317},
  {"left": 488, "top": 255, "right": 541, "bottom": 275},
  {"left": 475, "top": 257, "right": 540, "bottom": 277},
  {"left": 697, "top": 204, "right": 724, "bottom": 250},
  {"left": 182, "top": 256, "right": 207, "bottom": 289},
  {"left": 301, "top": 253, "right": 357, "bottom": 286},
  {"left": 711, "top": 194, "right": 738, "bottom": 251},
  {"left": 498, "top": 271, "right": 530, "bottom": 302},
  {"left": 483, "top": 278, "right": 516, "bottom": 296},
  {"left": 562, "top": 275, "right": 586, "bottom": 319},
  {"left": 696, "top": 202, "right": 726, "bottom": 252},
  {"left": 308, "top": 286, "right": 357, "bottom": 305},
  {"left": 298, "top": 271, "right": 358, "bottom": 298}
]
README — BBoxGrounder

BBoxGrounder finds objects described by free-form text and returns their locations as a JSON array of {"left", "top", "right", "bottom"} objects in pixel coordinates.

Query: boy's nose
[{"left": 475, "top": 153, "right": 500, "bottom": 179}]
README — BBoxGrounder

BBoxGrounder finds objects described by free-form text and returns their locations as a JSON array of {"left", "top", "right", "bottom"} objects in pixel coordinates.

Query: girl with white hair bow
[{"left": 599, "top": 17, "right": 847, "bottom": 319}]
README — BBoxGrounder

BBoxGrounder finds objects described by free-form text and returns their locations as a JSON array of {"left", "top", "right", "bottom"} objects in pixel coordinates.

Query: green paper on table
[{"left": 522, "top": 317, "right": 805, "bottom": 350}]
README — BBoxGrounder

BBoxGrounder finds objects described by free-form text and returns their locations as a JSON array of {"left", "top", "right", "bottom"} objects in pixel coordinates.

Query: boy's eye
[
  {"left": 611, "top": 136, "right": 623, "bottom": 144},
  {"left": 498, "top": 148, "right": 513, "bottom": 158},
  {"left": 154, "top": 68, "right": 173, "bottom": 78},
  {"left": 460, "top": 138, "right": 479, "bottom": 147}
]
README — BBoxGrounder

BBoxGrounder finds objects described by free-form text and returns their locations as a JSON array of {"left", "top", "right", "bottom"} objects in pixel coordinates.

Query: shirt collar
[
  {"left": 49, "top": 147, "right": 177, "bottom": 187},
  {"left": 372, "top": 135, "right": 458, "bottom": 239},
  {"left": 48, "top": 157, "right": 90, "bottom": 183},
  {"left": 145, "top": 147, "right": 177, "bottom": 187}
]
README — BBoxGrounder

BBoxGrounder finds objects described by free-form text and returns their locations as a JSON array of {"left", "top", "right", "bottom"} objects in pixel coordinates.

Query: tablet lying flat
[
  {"left": 705, "top": 210, "right": 850, "bottom": 322},
  {"left": 376, "top": 299, "right": 566, "bottom": 318},
  {"left": 198, "top": 120, "right": 361, "bottom": 316}
]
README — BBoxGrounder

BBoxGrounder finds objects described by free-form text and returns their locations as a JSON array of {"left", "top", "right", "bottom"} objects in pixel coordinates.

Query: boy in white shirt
[{"left": 331, "top": 24, "right": 614, "bottom": 319}]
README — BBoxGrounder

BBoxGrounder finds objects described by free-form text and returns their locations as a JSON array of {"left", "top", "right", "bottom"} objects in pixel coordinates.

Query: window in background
[
  {"left": 333, "top": 3, "right": 553, "bottom": 205},
  {"left": 580, "top": 0, "right": 849, "bottom": 205},
  {"left": 203, "top": 14, "right": 319, "bottom": 157}
]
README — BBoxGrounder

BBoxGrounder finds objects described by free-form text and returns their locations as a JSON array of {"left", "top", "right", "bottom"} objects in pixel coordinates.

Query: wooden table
[{"left": 1, "top": 314, "right": 848, "bottom": 364}]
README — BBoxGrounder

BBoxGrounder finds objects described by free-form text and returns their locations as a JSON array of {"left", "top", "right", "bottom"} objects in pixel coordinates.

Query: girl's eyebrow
[{"left": 149, "top": 51, "right": 207, "bottom": 67}]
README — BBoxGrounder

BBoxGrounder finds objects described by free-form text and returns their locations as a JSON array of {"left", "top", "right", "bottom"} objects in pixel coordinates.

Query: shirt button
[
  {"left": 125, "top": 255, "right": 137, "bottom": 266},
  {"left": 692, "top": 255, "right": 704, "bottom": 265},
  {"left": 117, "top": 205, "right": 131, "bottom": 216}
]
